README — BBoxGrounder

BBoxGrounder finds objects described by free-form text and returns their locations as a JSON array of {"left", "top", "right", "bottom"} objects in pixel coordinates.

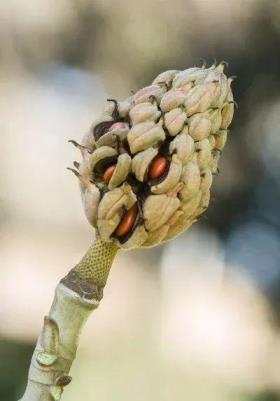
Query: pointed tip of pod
[
  {"left": 215, "top": 64, "right": 225, "bottom": 73},
  {"left": 67, "top": 167, "right": 80, "bottom": 178},
  {"left": 68, "top": 139, "right": 91, "bottom": 157},
  {"left": 208, "top": 61, "right": 229, "bottom": 74}
]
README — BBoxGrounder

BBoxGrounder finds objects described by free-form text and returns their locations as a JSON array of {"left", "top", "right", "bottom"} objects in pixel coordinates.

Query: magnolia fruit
[{"left": 71, "top": 64, "right": 234, "bottom": 249}]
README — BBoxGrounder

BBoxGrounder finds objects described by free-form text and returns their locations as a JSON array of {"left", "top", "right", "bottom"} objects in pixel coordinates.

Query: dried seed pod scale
[{"left": 19, "top": 64, "right": 235, "bottom": 401}]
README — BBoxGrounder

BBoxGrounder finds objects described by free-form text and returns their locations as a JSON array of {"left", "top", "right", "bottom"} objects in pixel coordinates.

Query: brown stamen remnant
[{"left": 115, "top": 203, "right": 138, "bottom": 237}]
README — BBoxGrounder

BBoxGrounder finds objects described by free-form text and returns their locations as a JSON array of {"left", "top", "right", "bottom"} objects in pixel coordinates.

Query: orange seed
[
  {"left": 148, "top": 156, "right": 168, "bottom": 180},
  {"left": 103, "top": 165, "right": 116, "bottom": 184},
  {"left": 115, "top": 204, "right": 138, "bottom": 237}
]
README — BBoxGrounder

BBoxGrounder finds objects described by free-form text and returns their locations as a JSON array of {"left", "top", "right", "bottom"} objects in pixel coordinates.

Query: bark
[{"left": 19, "top": 239, "right": 118, "bottom": 401}]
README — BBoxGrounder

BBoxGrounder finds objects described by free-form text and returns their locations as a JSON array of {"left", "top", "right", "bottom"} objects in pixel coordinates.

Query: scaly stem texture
[{"left": 19, "top": 239, "right": 118, "bottom": 401}]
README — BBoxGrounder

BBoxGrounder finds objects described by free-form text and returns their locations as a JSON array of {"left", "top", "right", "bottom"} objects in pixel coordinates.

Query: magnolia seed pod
[
  {"left": 164, "top": 108, "right": 187, "bottom": 136},
  {"left": 131, "top": 147, "right": 158, "bottom": 182},
  {"left": 179, "top": 161, "right": 201, "bottom": 201},
  {"left": 72, "top": 64, "right": 235, "bottom": 249},
  {"left": 208, "top": 135, "right": 216, "bottom": 148},
  {"left": 221, "top": 102, "right": 234, "bottom": 129},
  {"left": 133, "top": 84, "right": 165, "bottom": 104},
  {"left": 81, "top": 182, "right": 101, "bottom": 226},
  {"left": 188, "top": 113, "right": 212, "bottom": 141},
  {"left": 152, "top": 70, "right": 179, "bottom": 86},
  {"left": 169, "top": 133, "right": 194, "bottom": 165},
  {"left": 215, "top": 130, "right": 228, "bottom": 151},
  {"left": 129, "top": 102, "right": 161, "bottom": 124},
  {"left": 97, "top": 184, "right": 136, "bottom": 241},
  {"left": 209, "top": 149, "right": 221, "bottom": 174},
  {"left": 107, "top": 154, "right": 131, "bottom": 189},
  {"left": 200, "top": 169, "right": 213, "bottom": 191},
  {"left": 143, "top": 224, "right": 170, "bottom": 247},
  {"left": 120, "top": 225, "right": 149, "bottom": 250},
  {"left": 173, "top": 68, "right": 208, "bottom": 88},
  {"left": 184, "top": 83, "right": 217, "bottom": 116},
  {"left": 195, "top": 139, "right": 212, "bottom": 170},
  {"left": 197, "top": 189, "right": 211, "bottom": 215},
  {"left": 160, "top": 89, "right": 186, "bottom": 112},
  {"left": 127, "top": 121, "right": 165, "bottom": 154},
  {"left": 164, "top": 214, "right": 193, "bottom": 242},
  {"left": 181, "top": 191, "right": 202, "bottom": 216},
  {"left": 117, "top": 97, "right": 133, "bottom": 117},
  {"left": 151, "top": 155, "right": 182, "bottom": 194},
  {"left": 207, "top": 109, "right": 222, "bottom": 133},
  {"left": 96, "top": 122, "right": 130, "bottom": 148},
  {"left": 88, "top": 146, "right": 118, "bottom": 175},
  {"left": 143, "top": 194, "right": 180, "bottom": 232}
]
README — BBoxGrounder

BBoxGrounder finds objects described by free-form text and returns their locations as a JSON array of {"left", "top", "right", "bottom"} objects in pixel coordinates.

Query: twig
[{"left": 19, "top": 239, "right": 118, "bottom": 401}]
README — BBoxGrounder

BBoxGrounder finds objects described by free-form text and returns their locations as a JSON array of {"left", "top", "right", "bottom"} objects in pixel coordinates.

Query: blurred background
[{"left": 1, "top": 0, "right": 280, "bottom": 400}]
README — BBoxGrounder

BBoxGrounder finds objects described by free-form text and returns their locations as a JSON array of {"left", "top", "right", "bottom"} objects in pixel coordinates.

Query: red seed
[
  {"left": 103, "top": 165, "right": 116, "bottom": 184},
  {"left": 148, "top": 156, "right": 168, "bottom": 180},
  {"left": 115, "top": 204, "right": 138, "bottom": 237}
]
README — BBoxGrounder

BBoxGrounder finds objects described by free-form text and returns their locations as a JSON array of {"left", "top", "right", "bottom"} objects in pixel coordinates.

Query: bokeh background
[{"left": 1, "top": 0, "right": 280, "bottom": 400}]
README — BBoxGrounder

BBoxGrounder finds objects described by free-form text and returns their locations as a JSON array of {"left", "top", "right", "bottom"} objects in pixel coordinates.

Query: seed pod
[
  {"left": 107, "top": 154, "right": 131, "bottom": 189},
  {"left": 151, "top": 155, "right": 182, "bottom": 194},
  {"left": 210, "top": 149, "right": 221, "bottom": 174},
  {"left": 221, "top": 102, "right": 234, "bottom": 129},
  {"left": 97, "top": 184, "right": 136, "bottom": 241},
  {"left": 169, "top": 133, "right": 194, "bottom": 164},
  {"left": 88, "top": 146, "right": 117, "bottom": 175},
  {"left": 96, "top": 122, "right": 130, "bottom": 148},
  {"left": 143, "top": 194, "right": 180, "bottom": 232},
  {"left": 160, "top": 90, "right": 186, "bottom": 112},
  {"left": 152, "top": 70, "right": 179, "bottom": 86},
  {"left": 200, "top": 169, "right": 213, "bottom": 191},
  {"left": 120, "top": 225, "right": 148, "bottom": 250},
  {"left": 117, "top": 97, "right": 133, "bottom": 117},
  {"left": 132, "top": 148, "right": 158, "bottom": 182},
  {"left": 73, "top": 64, "right": 235, "bottom": 249},
  {"left": 167, "top": 210, "right": 184, "bottom": 227},
  {"left": 197, "top": 189, "right": 210, "bottom": 215},
  {"left": 133, "top": 85, "right": 165, "bottom": 104},
  {"left": 207, "top": 109, "right": 222, "bottom": 133},
  {"left": 129, "top": 102, "right": 161, "bottom": 125},
  {"left": 164, "top": 214, "right": 193, "bottom": 242},
  {"left": 81, "top": 182, "right": 101, "bottom": 226},
  {"left": 164, "top": 108, "right": 187, "bottom": 136},
  {"left": 188, "top": 113, "right": 212, "bottom": 141},
  {"left": 184, "top": 83, "right": 217, "bottom": 116},
  {"left": 173, "top": 68, "right": 208, "bottom": 88},
  {"left": 181, "top": 191, "right": 202, "bottom": 216},
  {"left": 91, "top": 115, "right": 114, "bottom": 142},
  {"left": 195, "top": 139, "right": 212, "bottom": 170},
  {"left": 127, "top": 121, "right": 165, "bottom": 154},
  {"left": 208, "top": 135, "right": 216, "bottom": 148},
  {"left": 213, "top": 74, "right": 229, "bottom": 108},
  {"left": 143, "top": 225, "right": 169, "bottom": 247},
  {"left": 215, "top": 130, "right": 228, "bottom": 151},
  {"left": 179, "top": 161, "right": 201, "bottom": 201}
]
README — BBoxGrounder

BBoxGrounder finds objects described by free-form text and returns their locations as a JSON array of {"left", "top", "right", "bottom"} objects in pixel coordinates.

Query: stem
[{"left": 19, "top": 239, "right": 118, "bottom": 401}]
